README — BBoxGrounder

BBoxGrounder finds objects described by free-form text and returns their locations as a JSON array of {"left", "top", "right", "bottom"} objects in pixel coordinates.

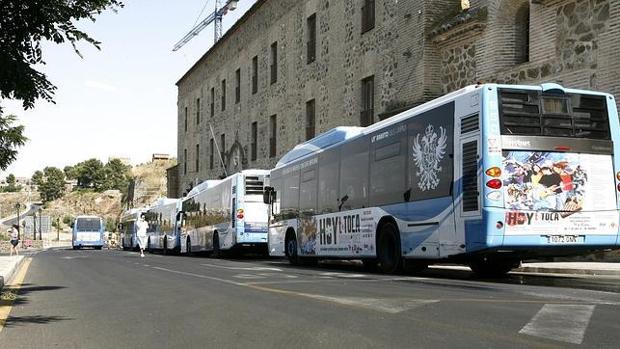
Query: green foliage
[
  {"left": 75, "top": 158, "right": 105, "bottom": 190},
  {"left": 0, "top": 0, "right": 123, "bottom": 169},
  {"left": 103, "top": 159, "right": 131, "bottom": 192},
  {"left": 2, "top": 172, "right": 22, "bottom": 192},
  {"left": 62, "top": 215, "right": 74, "bottom": 225},
  {"left": 38, "top": 166, "right": 66, "bottom": 202},
  {"left": 0, "top": 115, "right": 28, "bottom": 170},
  {"left": 104, "top": 217, "right": 118, "bottom": 232},
  {"left": 63, "top": 165, "right": 77, "bottom": 180},
  {"left": 31, "top": 170, "right": 43, "bottom": 186}
]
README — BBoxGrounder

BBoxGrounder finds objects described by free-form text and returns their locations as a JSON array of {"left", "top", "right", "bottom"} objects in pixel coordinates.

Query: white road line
[
  {"left": 519, "top": 304, "right": 595, "bottom": 344},
  {"left": 152, "top": 266, "right": 247, "bottom": 287},
  {"left": 201, "top": 263, "right": 282, "bottom": 272}
]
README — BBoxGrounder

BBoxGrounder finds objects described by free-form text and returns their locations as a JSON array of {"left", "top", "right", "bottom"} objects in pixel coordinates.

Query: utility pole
[
  {"left": 33, "top": 211, "right": 37, "bottom": 240},
  {"left": 14, "top": 203, "right": 20, "bottom": 240}
]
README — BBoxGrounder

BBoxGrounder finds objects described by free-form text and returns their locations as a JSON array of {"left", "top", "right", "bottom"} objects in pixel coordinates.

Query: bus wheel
[
  {"left": 469, "top": 257, "right": 519, "bottom": 278},
  {"left": 285, "top": 232, "right": 300, "bottom": 265},
  {"left": 212, "top": 232, "right": 221, "bottom": 258},
  {"left": 376, "top": 222, "right": 403, "bottom": 274},
  {"left": 163, "top": 238, "right": 167, "bottom": 255}
]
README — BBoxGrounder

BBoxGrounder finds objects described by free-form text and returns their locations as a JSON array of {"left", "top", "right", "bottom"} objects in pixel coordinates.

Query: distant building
[
  {"left": 175, "top": 0, "right": 620, "bottom": 197},
  {"left": 152, "top": 153, "right": 171, "bottom": 162},
  {"left": 166, "top": 164, "right": 180, "bottom": 198}
]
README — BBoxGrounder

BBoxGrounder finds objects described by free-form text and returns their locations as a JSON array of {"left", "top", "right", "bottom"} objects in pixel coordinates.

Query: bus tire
[
  {"left": 186, "top": 237, "right": 192, "bottom": 256},
  {"left": 163, "top": 237, "right": 168, "bottom": 255},
  {"left": 469, "top": 257, "right": 519, "bottom": 278},
  {"left": 212, "top": 232, "right": 221, "bottom": 258},
  {"left": 376, "top": 222, "right": 403, "bottom": 274},
  {"left": 285, "top": 230, "right": 300, "bottom": 265},
  {"left": 95, "top": 246, "right": 102, "bottom": 250}
]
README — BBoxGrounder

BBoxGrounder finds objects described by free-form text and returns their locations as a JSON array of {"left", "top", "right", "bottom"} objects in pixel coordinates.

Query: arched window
[{"left": 515, "top": 3, "right": 530, "bottom": 64}]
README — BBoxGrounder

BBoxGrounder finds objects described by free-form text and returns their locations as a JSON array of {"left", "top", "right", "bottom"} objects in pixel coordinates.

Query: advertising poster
[
  {"left": 501, "top": 151, "right": 618, "bottom": 235},
  {"left": 299, "top": 209, "right": 376, "bottom": 256}
]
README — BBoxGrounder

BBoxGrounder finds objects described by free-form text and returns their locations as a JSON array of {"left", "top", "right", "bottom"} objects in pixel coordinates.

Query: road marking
[
  {"left": 201, "top": 263, "right": 282, "bottom": 272},
  {"left": 519, "top": 304, "right": 595, "bottom": 344},
  {"left": 319, "top": 272, "right": 368, "bottom": 278},
  {"left": 0, "top": 258, "right": 32, "bottom": 333}
]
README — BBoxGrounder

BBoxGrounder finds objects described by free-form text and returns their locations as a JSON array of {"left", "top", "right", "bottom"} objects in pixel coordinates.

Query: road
[
  {"left": 1, "top": 203, "right": 40, "bottom": 227},
  {"left": 1, "top": 248, "right": 620, "bottom": 348}
]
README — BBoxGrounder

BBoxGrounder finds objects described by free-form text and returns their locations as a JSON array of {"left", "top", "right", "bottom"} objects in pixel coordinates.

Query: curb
[
  {"left": 515, "top": 266, "right": 620, "bottom": 277},
  {"left": 0, "top": 256, "right": 26, "bottom": 291}
]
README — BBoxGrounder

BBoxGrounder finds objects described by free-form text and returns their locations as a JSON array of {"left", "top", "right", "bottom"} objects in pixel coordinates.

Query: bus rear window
[
  {"left": 76, "top": 218, "right": 101, "bottom": 232},
  {"left": 499, "top": 89, "right": 610, "bottom": 140}
]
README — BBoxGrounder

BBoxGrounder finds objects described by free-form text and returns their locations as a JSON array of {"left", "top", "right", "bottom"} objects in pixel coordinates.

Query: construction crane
[{"left": 173, "top": 0, "right": 239, "bottom": 52}]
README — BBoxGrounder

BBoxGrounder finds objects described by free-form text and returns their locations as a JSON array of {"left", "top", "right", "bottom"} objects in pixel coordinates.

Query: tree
[
  {"left": 39, "top": 166, "right": 65, "bottom": 202},
  {"left": 0, "top": 0, "right": 123, "bottom": 169},
  {"left": 31, "top": 170, "right": 44, "bottom": 186},
  {"left": 75, "top": 158, "right": 105, "bottom": 190},
  {"left": 63, "top": 165, "right": 77, "bottom": 180},
  {"left": 3, "top": 173, "right": 21, "bottom": 192},
  {"left": 0, "top": 115, "right": 28, "bottom": 170},
  {"left": 103, "top": 158, "right": 131, "bottom": 191}
]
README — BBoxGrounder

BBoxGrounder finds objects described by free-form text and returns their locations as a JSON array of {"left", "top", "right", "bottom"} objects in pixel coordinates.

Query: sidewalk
[
  {"left": 516, "top": 262, "right": 620, "bottom": 277},
  {"left": 0, "top": 255, "right": 25, "bottom": 290}
]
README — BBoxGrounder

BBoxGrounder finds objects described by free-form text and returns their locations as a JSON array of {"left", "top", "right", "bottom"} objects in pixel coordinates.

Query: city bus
[
  {"left": 179, "top": 170, "right": 270, "bottom": 256},
  {"left": 263, "top": 83, "right": 620, "bottom": 276},
  {"left": 145, "top": 197, "right": 181, "bottom": 254},
  {"left": 72, "top": 215, "right": 105, "bottom": 250},
  {"left": 119, "top": 208, "right": 147, "bottom": 251}
]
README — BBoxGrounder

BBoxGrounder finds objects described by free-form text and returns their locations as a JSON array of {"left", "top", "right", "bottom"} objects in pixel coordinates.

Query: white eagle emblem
[{"left": 412, "top": 124, "right": 448, "bottom": 191}]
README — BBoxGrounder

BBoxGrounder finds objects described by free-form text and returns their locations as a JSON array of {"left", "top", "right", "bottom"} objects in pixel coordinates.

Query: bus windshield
[{"left": 76, "top": 218, "right": 101, "bottom": 232}]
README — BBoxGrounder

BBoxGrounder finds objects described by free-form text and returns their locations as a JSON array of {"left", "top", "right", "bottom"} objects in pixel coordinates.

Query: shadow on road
[
  {"left": 2, "top": 315, "right": 72, "bottom": 328},
  {"left": 1, "top": 284, "right": 66, "bottom": 307}
]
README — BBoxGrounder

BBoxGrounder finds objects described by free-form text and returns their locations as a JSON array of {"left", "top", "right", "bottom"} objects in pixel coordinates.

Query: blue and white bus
[
  {"left": 264, "top": 83, "right": 620, "bottom": 276},
  {"left": 72, "top": 215, "right": 105, "bottom": 250},
  {"left": 119, "top": 208, "right": 147, "bottom": 251},
  {"left": 145, "top": 198, "right": 182, "bottom": 254},
  {"left": 179, "top": 170, "right": 270, "bottom": 256}
]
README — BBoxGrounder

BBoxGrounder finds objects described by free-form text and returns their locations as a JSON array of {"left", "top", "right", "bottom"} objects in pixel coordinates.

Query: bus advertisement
[{"left": 263, "top": 83, "right": 620, "bottom": 276}]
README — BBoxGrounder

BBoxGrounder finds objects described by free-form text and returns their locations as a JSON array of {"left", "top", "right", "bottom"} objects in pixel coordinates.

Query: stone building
[{"left": 174, "top": 0, "right": 620, "bottom": 197}]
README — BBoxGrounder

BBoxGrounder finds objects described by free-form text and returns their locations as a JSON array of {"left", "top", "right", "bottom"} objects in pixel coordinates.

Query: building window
[
  {"left": 269, "top": 114, "right": 277, "bottom": 158},
  {"left": 220, "top": 133, "right": 226, "bottom": 163},
  {"left": 307, "top": 14, "right": 316, "bottom": 64},
  {"left": 361, "top": 75, "right": 374, "bottom": 127},
  {"left": 221, "top": 79, "right": 226, "bottom": 111},
  {"left": 270, "top": 42, "right": 278, "bottom": 84},
  {"left": 361, "top": 0, "right": 375, "bottom": 34},
  {"left": 209, "top": 138, "right": 214, "bottom": 169},
  {"left": 306, "top": 99, "right": 316, "bottom": 140},
  {"left": 210, "top": 87, "right": 215, "bottom": 117},
  {"left": 252, "top": 56, "right": 258, "bottom": 94},
  {"left": 251, "top": 121, "right": 258, "bottom": 161},
  {"left": 183, "top": 148, "right": 187, "bottom": 175},
  {"left": 516, "top": 4, "right": 530, "bottom": 64},
  {"left": 184, "top": 107, "right": 188, "bottom": 132},
  {"left": 195, "top": 144, "right": 200, "bottom": 172},
  {"left": 235, "top": 68, "right": 241, "bottom": 104},
  {"left": 196, "top": 98, "right": 201, "bottom": 125}
]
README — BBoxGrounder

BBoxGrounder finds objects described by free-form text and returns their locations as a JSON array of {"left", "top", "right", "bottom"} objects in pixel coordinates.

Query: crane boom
[{"left": 172, "top": 0, "right": 239, "bottom": 52}]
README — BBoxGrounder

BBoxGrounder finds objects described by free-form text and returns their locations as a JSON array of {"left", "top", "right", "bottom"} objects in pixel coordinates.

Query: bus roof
[{"left": 187, "top": 179, "right": 222, "bottom": 197}]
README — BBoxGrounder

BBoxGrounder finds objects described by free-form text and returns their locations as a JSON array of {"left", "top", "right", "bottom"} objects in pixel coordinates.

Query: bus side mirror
[{"left": 263, "top": 187, "right": 275, "bottom": 205}]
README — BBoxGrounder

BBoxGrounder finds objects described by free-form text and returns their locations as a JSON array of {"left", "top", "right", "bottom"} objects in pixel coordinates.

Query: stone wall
[{"left": 176, "top": 0, "right": 620, "bottom": 197}]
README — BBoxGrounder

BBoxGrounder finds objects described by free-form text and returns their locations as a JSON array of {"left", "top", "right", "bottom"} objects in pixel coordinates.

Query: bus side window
[
  {"left": 339, "top": 137, "right": 369, "bottom": 210},
  {"left": 318, "top": 148, "right": 340, "bottom": 214}
]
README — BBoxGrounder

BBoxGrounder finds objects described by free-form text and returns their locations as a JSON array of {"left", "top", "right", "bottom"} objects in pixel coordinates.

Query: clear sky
[{"left": 1, "top": 0, "right": 256, "bottom": 178}]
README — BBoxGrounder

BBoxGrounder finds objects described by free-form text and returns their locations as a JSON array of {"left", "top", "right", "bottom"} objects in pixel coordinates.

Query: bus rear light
[
  {"left": 236, "top": 208, "right": 245, "bottom": 219},
  {"left": 486, "top": 179, "right": 502, "bottom": 190},
  {"left": 554, "top": 145, "right": 571, "bottom": 151},
  {"left": 616, "top": 172, "right": 620, "bottom": 181},
  {"left": 496, "top": 221, "right": 504, "bottom": 229},
  {"left": 486, "top": 191, "right": 502, "bottom": 201},
  {"left": 617, "top": 183, "right": 620, "bottom": 192},
  {"left": 485, "top": 167, "right": 502, "bottom": 177}
]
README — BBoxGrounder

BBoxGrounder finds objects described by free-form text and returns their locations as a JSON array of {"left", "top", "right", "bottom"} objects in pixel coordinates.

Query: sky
[{"left": 1, "top": 0, "right": 256, "bottom": 178}]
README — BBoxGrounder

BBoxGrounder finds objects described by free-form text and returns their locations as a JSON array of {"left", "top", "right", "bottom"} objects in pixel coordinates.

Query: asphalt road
[{"left": 1, "top": 248, "right": 620, "bottom": 348}]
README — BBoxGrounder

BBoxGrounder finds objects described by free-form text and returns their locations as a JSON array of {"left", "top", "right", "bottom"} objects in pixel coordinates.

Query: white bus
[
  {"left": 264, "top": 83, "right": 620, "bottom": 276},
  {"left": 119, "top": 208, "right": 147, "bottom": 251},
  {"left": 72, "top": 215, "right": 105, "bottom": 250},
  {"left": 145, "top": 198, "right": 182, "bottom": 254},
  {"left": 179, "top": 170, "right": 270, "bottom": 256}
]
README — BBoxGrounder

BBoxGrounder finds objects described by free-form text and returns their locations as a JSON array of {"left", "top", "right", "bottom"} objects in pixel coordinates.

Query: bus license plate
[{"left": 547, "top": 235, "right": 578, "bottom": 243}]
